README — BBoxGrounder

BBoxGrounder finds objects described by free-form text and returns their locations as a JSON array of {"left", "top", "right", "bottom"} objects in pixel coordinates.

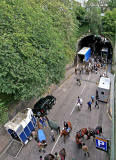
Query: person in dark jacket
[
  {"left": 95, "top": 100, "right": 99, "bottom": 109},
  {"left": 87, "top": 101, "right": 92, "bottom": 111}
]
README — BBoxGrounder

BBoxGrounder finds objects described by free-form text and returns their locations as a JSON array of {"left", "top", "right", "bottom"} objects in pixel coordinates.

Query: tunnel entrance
[{"left": 74, "top": 34, "right": 113, "bottom": 66}]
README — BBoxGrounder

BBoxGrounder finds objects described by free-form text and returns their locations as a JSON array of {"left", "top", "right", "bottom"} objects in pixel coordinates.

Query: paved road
[{"left": 0, "top": 69, "right": 112, "bottom": 160}]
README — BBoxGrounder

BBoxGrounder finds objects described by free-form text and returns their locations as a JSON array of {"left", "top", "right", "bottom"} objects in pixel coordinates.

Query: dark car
[{"left": 32, "top": 95, "right": 56, "bottom": 117}]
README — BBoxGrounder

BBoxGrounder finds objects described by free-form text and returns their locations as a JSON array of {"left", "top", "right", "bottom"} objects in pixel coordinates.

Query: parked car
[{"left": 32, "top": 95, "right": 56, "bottom": 117}]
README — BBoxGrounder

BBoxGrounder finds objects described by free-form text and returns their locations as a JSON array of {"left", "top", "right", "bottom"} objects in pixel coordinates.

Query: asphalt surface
[{"left": 0, "top": 68, "right": 112, "bottom": 160}]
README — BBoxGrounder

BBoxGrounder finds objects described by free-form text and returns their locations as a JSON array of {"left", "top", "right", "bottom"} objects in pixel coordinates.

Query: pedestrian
[
  {"left": 79, "top": 67, "right": 82, "bottom": 74},
  {"left": 87, "top": 101, "right": 92, "bottom": 111},
  {"left": 77, "top": 96, "right": 80, "bottom": 103},
  {"left": 55, "top": 152, "right": 60, "bottom": 160},
  {"left": 91, "top": 96, "right": 94, "bottom": 103},
  {"left": 39, "top": 117, "right": 47, "bottom": 128},
  {"left": 82, "top": 143, "right": 89, "bottom": 157},
  {"left": 75, "top": 67, "right": 77, "bottom": 75},
  {"left": 95, "top": 67, "right": 97, "bottom": 74},
  {"left": 38, "top": 140, "right": 46, "bottom": 153},
  {"left": 50, "top": 129, "right": 55, "bottom": 142},
  {"left": 76, "top": 77, "right": 81, "bottom": 86},
  {"left": 59, "top": 148, "right": 66, "bottom": 160},
  {"left": 80, "top": 98, "right": 83, "bottom": 107},
  {"left": 40, "top": 155, "right": 43, "bottom": 160},
  {"left": 95, "top": 99, "right": 99, "bottom": 109},
  {"left": 76, "top": 102, "right": 80, "bottom": 111}
]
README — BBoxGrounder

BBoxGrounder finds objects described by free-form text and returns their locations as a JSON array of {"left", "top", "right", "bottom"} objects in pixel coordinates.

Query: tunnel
[{"left": 74, "top": 34, "right": 113, "bottom": 66}]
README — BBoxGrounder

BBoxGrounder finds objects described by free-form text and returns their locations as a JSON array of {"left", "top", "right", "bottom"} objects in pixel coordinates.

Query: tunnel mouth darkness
[{"left": 74, "top": 34, "right": 113, "bottom": 66}]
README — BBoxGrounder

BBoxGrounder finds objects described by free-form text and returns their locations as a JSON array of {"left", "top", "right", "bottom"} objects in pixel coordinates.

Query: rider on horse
[{"left": 64, "top": 121, "right": 70, "bottom": 133}]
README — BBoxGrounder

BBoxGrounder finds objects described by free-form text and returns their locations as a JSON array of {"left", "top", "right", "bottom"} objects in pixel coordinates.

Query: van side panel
[{"left": 85, "top": 48, "right": 91, "bottom": 62}]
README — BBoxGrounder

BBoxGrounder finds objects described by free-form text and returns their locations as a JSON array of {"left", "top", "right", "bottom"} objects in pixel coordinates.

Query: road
[{"left": 0, "top": 68, "right": 112, "bottom": 160}]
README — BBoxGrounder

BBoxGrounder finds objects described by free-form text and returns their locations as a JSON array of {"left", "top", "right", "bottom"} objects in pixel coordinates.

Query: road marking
[
  {"left": 51, "top": 135, "right": 60, "bottom": 153},
  {"left": 51, "top": 73, "right": 91, "bottom": 153},
  {"left": 70, "top": 74, "right": 91, "bottom": 116}
]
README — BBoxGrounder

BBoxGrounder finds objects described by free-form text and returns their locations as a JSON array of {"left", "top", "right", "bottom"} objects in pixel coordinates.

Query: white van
[{"left": 97, "top": 77, "right": 110, "bottom": 102}]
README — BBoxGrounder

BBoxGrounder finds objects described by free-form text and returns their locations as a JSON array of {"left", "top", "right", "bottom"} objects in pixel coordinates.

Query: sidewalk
[{"left": 0, "top": 64, "right": 75, "bottom": 156}]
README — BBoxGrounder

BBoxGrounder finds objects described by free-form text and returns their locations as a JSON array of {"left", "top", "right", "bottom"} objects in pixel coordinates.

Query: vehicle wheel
[{"left": 53, "top": 99, "right": 56, "bottom": 105}]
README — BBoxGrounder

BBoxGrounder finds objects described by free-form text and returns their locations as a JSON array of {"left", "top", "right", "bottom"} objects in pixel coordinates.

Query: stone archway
[{"left": 74, "top": 34, "right": 113, "bottom": 66}]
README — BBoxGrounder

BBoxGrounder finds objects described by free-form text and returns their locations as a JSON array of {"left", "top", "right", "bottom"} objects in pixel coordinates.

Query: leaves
[{"left": 0, "top": 0, "right": 79, "bottom": 100}]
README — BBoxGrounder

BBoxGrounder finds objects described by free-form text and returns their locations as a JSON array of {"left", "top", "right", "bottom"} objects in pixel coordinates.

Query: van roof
[
  {"left": 98, "top": 77, "right": 110, "bottom": 90},
  {"left": 78, "top": 47, "right": 90, "bottom": 55}
]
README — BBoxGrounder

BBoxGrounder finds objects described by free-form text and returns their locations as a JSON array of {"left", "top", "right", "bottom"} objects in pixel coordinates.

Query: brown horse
[
  {"left": 75, "top": 128, "right": 88, "bottom": 148},
  {"left": 60, "top": 122, "right": 72, "bottom": 143}
]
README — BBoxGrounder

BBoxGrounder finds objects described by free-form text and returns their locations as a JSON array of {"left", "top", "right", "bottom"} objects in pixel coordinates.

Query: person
[
  {"left": 91, "top": 96, "right": 94, "bottom": 103},
  {"left": 55, "top": 152, "right": 60, "bottom": 160},
  {"left": 59, "top": 148, "right": 66, "bottom": 160},
  {"left": 77, "top": 96, "right": 80, "bottom": 104},
  {"left": 64, "top": 121, "right": 70, "bottom": 133},
  {"left": 76, "top": 102, "right": 80, "bottom": 111},
  {"left": 80, "top": 98, "right": 83, "bottom": 107},
  {"left": 75, "top": 67, "right": 77, "bottom": 75},
  {"left": 38, "top": 140, "right": 46, "bottom": 153},
  {"left": 82, "top": 143, "right": 89, "bottom": 157},
  {"left": 39, "top": 117, "right": 47, "bottom": 128},
  {"left": 40, "top": 155, "right": 43, "bottom": 160},
  {"left": 95, "top": 99, "right": 99, "bottom": 109},
  {"left": 95, "top": 67, "right": 97, "bottom": 74},
  {"left": 76, "top": 77, "right": 81, "bottom": 86},
  {"left": 87, "top": 101, "right": 92, "bottom": 111},
  {"left": 64, "top": 121, "right": 68, "bottom": 130},
  {"left": 50, "top": 130, "right": 55, "bottom": 142},
  {"left": 96, "top": 90, "right": 99, "bottom": 100}
]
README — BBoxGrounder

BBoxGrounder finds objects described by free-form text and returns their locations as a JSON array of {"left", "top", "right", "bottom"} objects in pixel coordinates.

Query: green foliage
[
  {"left": 75, "top": 5, "right": 86, "bottom": 26},
  {"left": 0, "top": 100, "right": 8, "bottom": 125},
  {"left": 108, "top": 0, "right": 116, "bottom": 10},
  {"left": 102, "top": 8, "right": 116, "bottom": 41},
  {"left": 85, "top": 0, "right": 102, "bottom": 34},
  {"left": 0, "top": 0, "right": 79, "bottom": 100}
]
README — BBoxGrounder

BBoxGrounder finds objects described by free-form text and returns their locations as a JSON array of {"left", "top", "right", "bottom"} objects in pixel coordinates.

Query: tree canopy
[
  {"left": 0, "top": 0, "right": 79, "bottom": 101},
  {"left": 102, "top": 8, "right": 116, "bottom": 41}
]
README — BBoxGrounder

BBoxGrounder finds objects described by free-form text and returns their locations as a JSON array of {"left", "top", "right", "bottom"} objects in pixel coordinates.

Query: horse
[
  {"left": 44, "top": 154, "right": 55, "bottom": 160},
  {"left": 60, "top": 122, "right": 72, "bottom": 143},
  {"left": 45, "top": 116, "right": 60, "bottom": 134},
  {"left": 87, "top": 126, "right": 102, "bottom": 141},
  {"left": 75, "top": 128, "right": 88, "bottom": 148}
]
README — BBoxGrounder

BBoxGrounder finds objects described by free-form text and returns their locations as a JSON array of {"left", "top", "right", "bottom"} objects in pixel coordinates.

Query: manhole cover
[{"left": 6, "top": 140, "right": 23, "bottom": 158}]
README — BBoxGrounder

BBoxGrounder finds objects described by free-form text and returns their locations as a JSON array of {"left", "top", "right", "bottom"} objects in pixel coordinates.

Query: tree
[
  {"left": 85, "top": 0, "right": 102, "bottom": 34},
  {"left": 0, "top": 0, "right": 79, "bottom": 101},
  {"left": 102, "top": 8, "right": 116, "bottom": 41}
]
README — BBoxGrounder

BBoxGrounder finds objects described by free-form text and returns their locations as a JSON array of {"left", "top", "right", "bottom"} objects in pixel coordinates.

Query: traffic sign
[{"left": 96, "top": 136, "right": 108, "bottom": 152}]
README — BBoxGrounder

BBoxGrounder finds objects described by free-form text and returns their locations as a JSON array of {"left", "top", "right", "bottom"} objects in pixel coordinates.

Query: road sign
[{"left": 96, "top": 136, "right": 108, "bottom": 152}]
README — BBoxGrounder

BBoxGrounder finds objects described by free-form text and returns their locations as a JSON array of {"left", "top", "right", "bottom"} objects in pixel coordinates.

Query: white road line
[
  {"left": 70, "top": 74, "right": 91, "bottom": 116},
  {"left": 51, "top": 135, "right": 60, "bottom": 153},
  {"left": 51, "top": 73, "right": 91, "bottom": 153}
]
